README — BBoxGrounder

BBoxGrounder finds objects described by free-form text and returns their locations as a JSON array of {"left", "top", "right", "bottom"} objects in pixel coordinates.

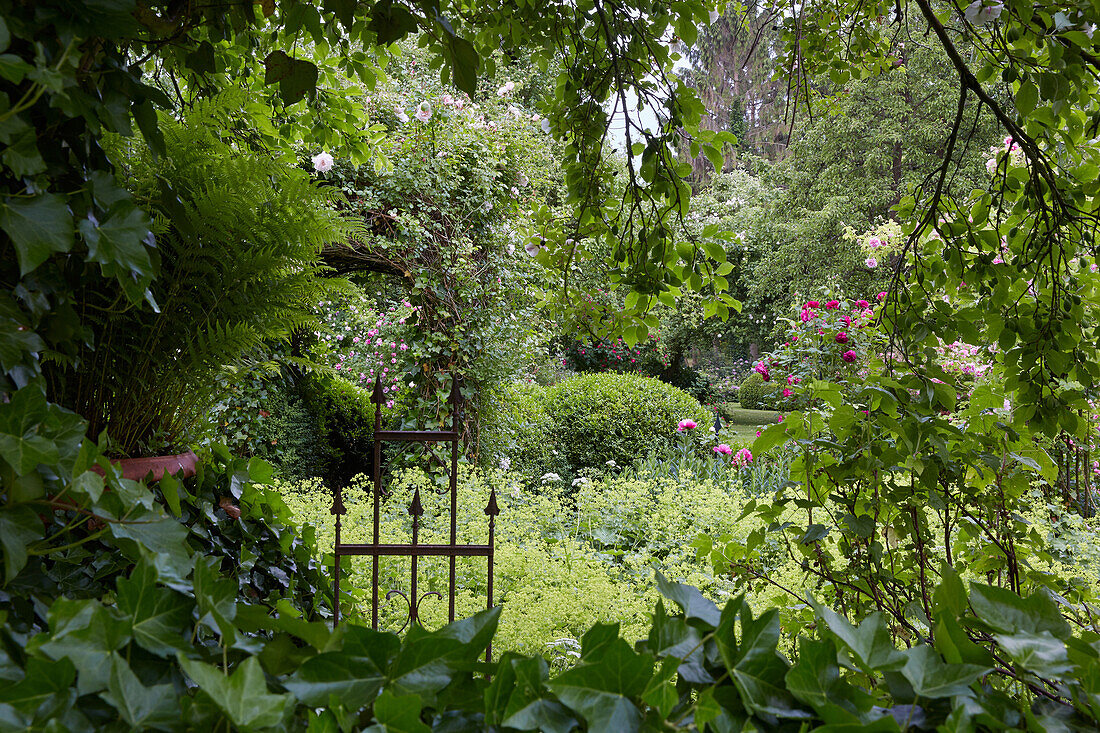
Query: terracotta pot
[{"left": 91, "top": 450, "right": 199, "bottom": 482}]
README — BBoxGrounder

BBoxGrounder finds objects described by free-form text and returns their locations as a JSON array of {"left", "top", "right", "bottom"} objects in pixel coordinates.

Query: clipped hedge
[
  {"left": 738, "top": 371, "right": 779, "bottom": 410},
  {"left": 299, "top": 372, "right": 377, "bottom": 487},
  {"left": 539, "top": 372, "right": 710, "bottom": 477}
]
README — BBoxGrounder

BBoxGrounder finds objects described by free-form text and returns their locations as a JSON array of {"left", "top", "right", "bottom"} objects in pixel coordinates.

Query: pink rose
[
  {"left": 754, "top": 362, "right": 770, "bottom": 381},
  {"left": 854, "top": 299, "right": 870, "bottom": 309},
  {"left": 835, "top": 332, "right": 849, "bottom": 344},
  {"left": 842, "top": 350, "right": 857, "bottom": 362},
  {"left": 806, "top": 301, "right": 820, "bottom": 308},
  {"left": 825, "top": 300, "right": 840, "bottom": 310},
  {"left": 877, "top": 291, "right": 887, "bottom": 301}
]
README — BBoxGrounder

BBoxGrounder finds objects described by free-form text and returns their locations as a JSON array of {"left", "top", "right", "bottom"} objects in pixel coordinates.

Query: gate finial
[
  {"left": 408, "top": 487, "right": 424, "bottom": 517},
  {"left": 371, "top": 375, "right": 386, "bottom": 404},
  {"left": 484, "top": 487, "right": 499, "bottom": 516}
]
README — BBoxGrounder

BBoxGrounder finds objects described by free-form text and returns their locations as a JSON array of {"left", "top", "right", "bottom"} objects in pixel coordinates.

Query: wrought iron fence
[{"left": 330, "top": 378, "right": 498, "bottom": 660}]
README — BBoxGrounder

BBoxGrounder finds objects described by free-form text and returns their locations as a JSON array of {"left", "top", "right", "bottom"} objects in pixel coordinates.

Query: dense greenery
[{"left": 6, "top": 0, "right": 1100, "bottom": 729}]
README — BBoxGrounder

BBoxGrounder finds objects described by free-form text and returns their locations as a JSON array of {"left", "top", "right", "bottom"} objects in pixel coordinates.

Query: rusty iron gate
[{"left": 330, "top": 378, "right": 498, "bottom": 657}]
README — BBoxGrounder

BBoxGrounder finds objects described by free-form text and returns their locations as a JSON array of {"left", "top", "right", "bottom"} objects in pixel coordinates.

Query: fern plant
[{"left": 46, "top": 108, "right": 359, "bottom": 456}]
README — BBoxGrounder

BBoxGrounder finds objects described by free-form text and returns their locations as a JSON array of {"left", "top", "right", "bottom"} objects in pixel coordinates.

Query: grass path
[{"left": 716, "top": 402, "right": 781, "bottom": 440}]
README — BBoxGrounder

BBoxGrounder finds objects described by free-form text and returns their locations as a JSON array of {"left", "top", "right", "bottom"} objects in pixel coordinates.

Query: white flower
[
  {"left": 964, "top": 0, "right": 1003, "bottom": 25},
  {"left": 1086, "top": 22, "right": 1097, "bottom": 38},
  {"left": 415, "top": 101, "right": 432, "bottom": 123},
  {"left": 482, "top": 201, "right": 493, "bottom": 213},
  {"left": 605, "top": 460, "right": 617, "bottom": 467},
  {"left": 511, "top": 186, "right": 520, "bottom": 197},
  {"left": 540, "top": 472, "right": 561, "bottom": 483},
  {"left": 709, "top": 9, "right": 720, "bottom": 23},
  {"left": 986, "top": 157, "right": 998, "bottom": 174},
  {"left": 540, "top": 118, "right": 551, "bottom": 134},
  {"left": 506, "top": 243, "right": 515, "bottom": 255},
  {"left": 442, "top": 94, "right": 454, "bottom": 105},
  {"left": 517, "top": 173, "right": 529, "bottom": 187},
  {"left": 312, "top": 152, "right": 334, "bottom": 173},
  {"left": 395, "top": 107, "right": 409, "bottom": 123},
  {"left": 571, "top": 477, "right": 590, "bottom": 487},
  {"left": 497, "top": 80, "right": 515, "bottom": 96},
  {"left": 499, "top": 457, "right": 511, "bottom": 471},
  {"left": 525, "top": 241, "right": 543, "bottom": 256},
  {"left": 865, "top": 257, "right": 878, "bottom": 269},
  {"left": 508, "top": 104, "right": 523, "bottom": 118}
]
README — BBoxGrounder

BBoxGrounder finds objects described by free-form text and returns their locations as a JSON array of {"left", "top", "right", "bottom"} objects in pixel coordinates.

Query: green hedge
[
  {"left": 738, "top": 371, "right": 779, "bottom": 410},
  {"left": 502, "top": 372, "right": 710, "bottom": 479},
  {"left": 299, "top": 372, "right": 377, "bottom": 487}
]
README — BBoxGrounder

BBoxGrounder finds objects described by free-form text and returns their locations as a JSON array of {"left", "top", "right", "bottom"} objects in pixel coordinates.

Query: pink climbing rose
[{"left": 754, "top": 362, "right": 770, "bottom": 381}]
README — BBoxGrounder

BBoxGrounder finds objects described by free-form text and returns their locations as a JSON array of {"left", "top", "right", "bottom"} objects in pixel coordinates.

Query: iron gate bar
[
  {"left": 374, "top": 430, "right": 458, "bottom": 442},
  {"left": 335, "top": 544, "right": 492, "bottom": 557},
  {"left": 330, "top": 376, "right": 498, "bottom": 663}
]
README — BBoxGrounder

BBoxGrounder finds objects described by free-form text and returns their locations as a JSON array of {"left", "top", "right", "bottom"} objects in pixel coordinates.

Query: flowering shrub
[{"left": 757, "top": 293, "right": 886, "bottom": 395}]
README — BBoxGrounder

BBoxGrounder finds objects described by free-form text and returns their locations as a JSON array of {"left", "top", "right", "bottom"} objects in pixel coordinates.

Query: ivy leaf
[
  {"left": 967, "top": 584, "right": 1071, "bottom": 637},
  {"left": 100, "top": 653, "right": 177, "bottom": 728},
  {"left": 994, "top": 632, "right": 1072, "bottom": 677},
  {"left": 116, "top": 560, "right": 193, "bottom": 657},
  {"left": 810, "top": 598, "right": 906, "bottom": 674},
  {"left": 37, "top": 597, "right": 130, "bottom": 695},
  {"left": 388, "top": 607, "right": 500, "bottom": 700},
  {"left": 549, "top": 626, "right": 652, "bottom": 733},
  {"left": 785, "top": 637, "right": 868, "bottom": 722},
  {"left": 0, "top": 387, "right": 57, "bottom": 476},
  {"left": 372, "top": 690, "right": 430, "bottom": 733},
  {"left": 899, "top": 645, "right": 990, "bottom": 699},
  {"left": 178, "top": 656, "right": 290, "bottom": 730},
  {"left": 193, "top": 556, "right": 238, "bottom": 641},
  {"left": 0, "top": 656, "right": 75, "bottom": 714},
  {"left": 0, "top": 505, "right": 43, "bottom": 582},
  {"left": 655, "top": 571, "right": 721, "bottom": 628},
  {"left": 284, "top": 626, "right": 395, "bottom": 708},
  {"left": 718, "top": 600, "right": 809, "bottom": 719},
  {"left": 1, "top": 123, "right": 45, "bottom": 177},
  {"left": 79, "top": 200, "right": 155, "bottom": 283},
  {"left": 0, "top": 194, "right": 74, "bottom": 275}
]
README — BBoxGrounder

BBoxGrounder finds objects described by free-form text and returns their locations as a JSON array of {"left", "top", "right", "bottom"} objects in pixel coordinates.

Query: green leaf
[
  {"left": 285, "top": 626, "right": 394, "bottom": 708},
  {"left": 655, "top": 571, "right": 721, "bottom": 627},
  {"left": 994, "top": 632, "right": 1072, "bottom": 677},
  {"left": 0, "top": 505, "right": 42, "bottom": 582},
  {"left": 550, "top": 627, "right": 652, "bottom": 733},
  {"left": 100, "top": 653, "right": 177, "bottom": 728},
  {"left": 37, "top": 597, "right": 131, "bottom": 695},
  {"left": 718, "top": 599, "right": 809, "bottom": 719},
  {"left": 899, "top": 645, "right": 989, "bottom": 699},
  {"left": 810, "top": 599, "right": 905, "bottom": 674},
  {"left": 388, "top": 607, "right": 500, "bottom": 699},
  {"left": 785, "top": 637, "right": 868, "bottom": 723},
  {"left": 116, "top": 560, "right": 192, "bottom": 657},
  {"left": 178, "top": 656, "right": 290, "bottom": 729},
  {"left": 263, "top": 50, "right": 318, "bottom": 104},
  {"left": 1015, "top": 81, "right": 1038, "bottom": 116},
  {"left": 193, "top": 556, "right": 238, "bottom": 640},
  {"left": 1, "top": 123, "right": 45, "bottom": 177},
  {"left": 0, "top": 656, "right": 75, "bottom": 714},
  {"left": 0, "top": 194, "right": 73, "bottom": 275},
  {"left": 967, "top": 584, "right": 1071, "bottom": 637},
  {"left": 372, "top": 691, "right": 430, "bottom": 733}
]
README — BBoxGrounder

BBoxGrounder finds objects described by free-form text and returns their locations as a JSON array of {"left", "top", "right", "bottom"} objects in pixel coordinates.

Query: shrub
[
  {"left": 299, "top": 372, "right": 378, "bottom": 487},
  {"left": 738, "top": 371, "right": 779, "bottom": 410},
  {"left": 541, "top": 372, "right": 711, "bottom": 478}
]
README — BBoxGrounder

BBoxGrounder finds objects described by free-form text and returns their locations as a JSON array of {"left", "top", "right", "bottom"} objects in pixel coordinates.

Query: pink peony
[
  {"left": 825, "top": 300, "right": 840, "bottom": 310},
  {"left": 805, "top": 300, "right": 820, "bottom": 308},
  {"left": 877, "top": 291, "right": 887, "bottom": 301},
  {"left": 835, "top": 332, "right": 848, "bottom": 343},
  {"left": 842, "top": 350, "right": 857, "bottom": 362},
  {"left": 735, "top": 448, "right": 753, "bottom": 465},
  {"left": 714, "top": 443, "right": 733, "bottom": 455},
  {"left": 854, "top": 299, "right": 870, "bottom": 308},
  {"left": 677, "top": 419, "right": 697, "bottom": 431}
]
